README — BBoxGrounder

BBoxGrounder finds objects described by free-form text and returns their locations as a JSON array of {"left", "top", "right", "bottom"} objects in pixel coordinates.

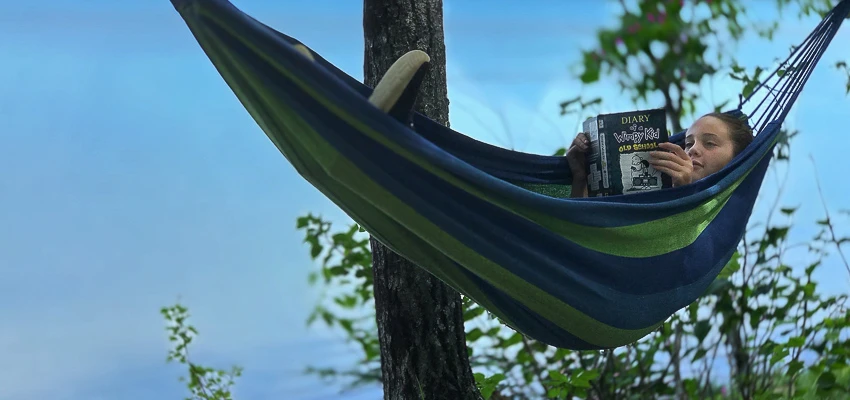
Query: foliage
[
  {"left": 297, "top": 214, "right": 382, "bottom": 388},
  {"left": 571, "top": 0, "right": 847, "bottom": 131},
  {"left": 573, "top": 0, "right": 750, "bottom": 131},
  {"left": 162, "top": 303, "right": 243, "bottom": 400}
]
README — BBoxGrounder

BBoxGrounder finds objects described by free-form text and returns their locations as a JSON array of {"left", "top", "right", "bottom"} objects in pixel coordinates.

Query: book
[{"left": 582, "top": 108, "right": 672, "bottom": 196}]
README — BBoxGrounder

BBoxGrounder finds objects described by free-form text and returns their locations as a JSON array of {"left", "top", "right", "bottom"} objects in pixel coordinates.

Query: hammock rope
[{"left": 743, "top": 3, "right": 847, "bottom": 131}]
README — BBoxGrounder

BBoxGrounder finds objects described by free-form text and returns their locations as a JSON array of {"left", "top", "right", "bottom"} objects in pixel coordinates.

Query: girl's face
[{"left": 684, "top": 116, "right": 736, "bottom": 182}]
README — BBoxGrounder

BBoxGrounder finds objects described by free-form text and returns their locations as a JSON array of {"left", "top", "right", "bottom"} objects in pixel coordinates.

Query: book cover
[{"left": 583, "top": 108, "right": 671, "bottom": 196}]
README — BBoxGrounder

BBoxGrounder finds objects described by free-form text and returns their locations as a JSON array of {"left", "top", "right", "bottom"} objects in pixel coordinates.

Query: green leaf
[
  {"left": 570, "top": 369, "right": 599, "bottom": 389},
  {"left": 548, "top": 370, "right": 568, "bottom": 383},
  {"left": 580, "top": 69, "right": 600, "bottom": 84},
  {"left": 806, "top": 261, "right": 821, "bottom": 276},
  {"left": 476, "top": 372, "right": 504, "bottom": 398},
  {"left": 803, "top": 282, "right": 816, "bottom": 297},
  {"left": 753, "top": 284, "right": 771, "bottom": 296},
  {"left": 463, "top": 305, "right": 485, "bottom": 321},
  {"left": 553, "top": 348, "right": 571, "bottom": 359},
  {"left": 502, "top": 332, "right": 523, "bottom": 347},
  {"left": 780, "top": 206, "right": 798, "bottom": 215},
  {"left": 787, "top": 360, "right": 804, "bottom": 377},
  {"left": 719, "top": 254, "right": 741, "bottom": 278},
  {"left": 742, "top": 78, "right": 760, "bottom": 98},
  {"left": 580, "top": 369, "right": 600, "bottom": 380},
  {"left": 310, "top": 243, "right": 323, "bottom": 259},
  {"left": 694, "top": 320, "right": 711, "bottom": 341},
  {"left": 704, "top": 277, "right": 731, "bottom": 297},
  {"left": 684, "top": 378, "right": 699, "bottom": 397},
  {"left": 466, "top": 328, "right": 484, "bottom": 342},
  {"left": 559, "top": 96, "right": 582, "bottom": 110},
  {"left": 771, "top": 347, "right": 790, "bottom": 365},
  {"left": 580, "top": 52, "right": 601, "bottom": 83},
  {"left": 817, "top": 371, "right": 837, "bottom": 390},
  {"left": 479, "top": 384, "right": 496, "bottom": 399},
  {"left": 693, "top": 348, "right": 708, "bottom": 362},
  {"left": 766, "top": 226, "right": 790, "bottom": 246},
  {"left": 787, "top": 335, "right": 806, "bottom": 347},
  {"left": 571, "top": 378, "right": 592, "bottom": 388}
]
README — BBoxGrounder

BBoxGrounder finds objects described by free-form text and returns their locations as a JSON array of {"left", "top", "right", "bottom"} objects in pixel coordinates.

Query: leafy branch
[{"left": 161, "top": 303, "right": 243, "bottom": 400}]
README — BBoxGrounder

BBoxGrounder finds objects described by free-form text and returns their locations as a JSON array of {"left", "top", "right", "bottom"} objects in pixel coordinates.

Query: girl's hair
[{"left": 701, "top": 112, "right": 754, "bottom": 155}]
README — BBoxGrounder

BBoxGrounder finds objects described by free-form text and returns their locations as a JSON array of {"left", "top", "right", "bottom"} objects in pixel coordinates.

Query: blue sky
[{"left": 1, "top": 1, "right": 848, "bottom": 399}]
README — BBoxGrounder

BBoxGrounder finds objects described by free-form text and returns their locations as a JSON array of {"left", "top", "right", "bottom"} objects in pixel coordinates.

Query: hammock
[{"left": 169, "top": 0, "right": 850, "bottom": 349}]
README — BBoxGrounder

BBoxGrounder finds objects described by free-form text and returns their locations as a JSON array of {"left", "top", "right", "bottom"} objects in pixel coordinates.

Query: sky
[{"left": 1, "top": 1, "right": 848, "bottom": 399}]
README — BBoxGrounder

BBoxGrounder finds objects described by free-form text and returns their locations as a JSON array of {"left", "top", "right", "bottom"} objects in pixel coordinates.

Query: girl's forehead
[{"left": 686, "top": 118, "right": 731, "bottom": 139}]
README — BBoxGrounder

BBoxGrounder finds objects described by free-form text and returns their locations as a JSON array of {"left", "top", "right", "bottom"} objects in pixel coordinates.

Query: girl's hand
[
  {"left": 567, "top": 132, "right": 591, "bottom": 198},
  {"left": 649, "top": 142, "right": 693, "bottom": 187},
  {"left": 566, "top": 132, "right": 590, "bottom": 175}
]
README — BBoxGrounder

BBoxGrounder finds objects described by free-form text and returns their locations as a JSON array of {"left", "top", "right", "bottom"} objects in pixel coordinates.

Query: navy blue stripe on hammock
[
  {"left": 456, "top": 234, "right": 742, "bottom": 349},
  {"left": 453, "top": 264, "right": 599, "bottom": 349}
]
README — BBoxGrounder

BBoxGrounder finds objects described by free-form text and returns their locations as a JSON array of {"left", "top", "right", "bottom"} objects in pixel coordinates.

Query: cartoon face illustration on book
[{"left": 621, "top": 153, "right": 660, "bottom": 191}]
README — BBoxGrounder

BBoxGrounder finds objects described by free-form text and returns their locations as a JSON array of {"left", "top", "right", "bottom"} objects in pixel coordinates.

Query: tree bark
[{"left": 363, "top": 1, "right": 482, "bottom": 399}]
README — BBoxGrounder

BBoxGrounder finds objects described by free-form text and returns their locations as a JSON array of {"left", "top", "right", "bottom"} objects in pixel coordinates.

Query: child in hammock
[{"left": 566, "top": 112, "right": 754, "bottom": 198}]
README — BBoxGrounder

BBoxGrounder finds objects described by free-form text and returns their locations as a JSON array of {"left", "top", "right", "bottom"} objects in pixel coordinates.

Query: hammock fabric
[{"left": 170, "top": 0, "right": 850, "bottom": 349}]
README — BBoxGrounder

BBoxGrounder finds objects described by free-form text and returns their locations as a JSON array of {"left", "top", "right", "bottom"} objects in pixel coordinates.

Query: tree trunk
[{"left": 363, "top": 1, "right": 482, "bottom": 399}]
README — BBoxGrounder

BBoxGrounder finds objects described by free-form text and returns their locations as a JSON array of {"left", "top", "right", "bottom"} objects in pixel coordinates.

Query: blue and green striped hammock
[{"left": 169, "top": 0, "right": 850, "bottom": 349}]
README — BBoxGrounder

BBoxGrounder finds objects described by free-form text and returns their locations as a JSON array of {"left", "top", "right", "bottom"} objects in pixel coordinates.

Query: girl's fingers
[
  {"left": 573, "top": 135, "right": 586, "bottom": 146},
  {"left": 650, "top": 151, "right": 674, "bottom": 161},
  {"left": 659, "top": 142, "right": 689, "bottom": 159},
  {"left": 651, "top": 147, "right": 689, "bottom": 166},
  {"left": 651, "top": 164, "right": 675, "bottom": 176},
  {"left": 572, "top": 133, "right": 590, "bottom": 151},
  {"left": 673, "top": 146, "right": 690, "bottom": 160},
  {"left": 650, "top": 151, "right": 686, "bottom": 165},
  {"left": 657, "top": 142, "right": 679, "bottom": 152},
  {"left": 648, "top": 159, "right": 683, "bottom": 172}
]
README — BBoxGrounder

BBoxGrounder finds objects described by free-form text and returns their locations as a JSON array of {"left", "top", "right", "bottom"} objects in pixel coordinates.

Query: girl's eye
[{"left": 685, "top": 143, "right": 693, "bottom": 149}]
